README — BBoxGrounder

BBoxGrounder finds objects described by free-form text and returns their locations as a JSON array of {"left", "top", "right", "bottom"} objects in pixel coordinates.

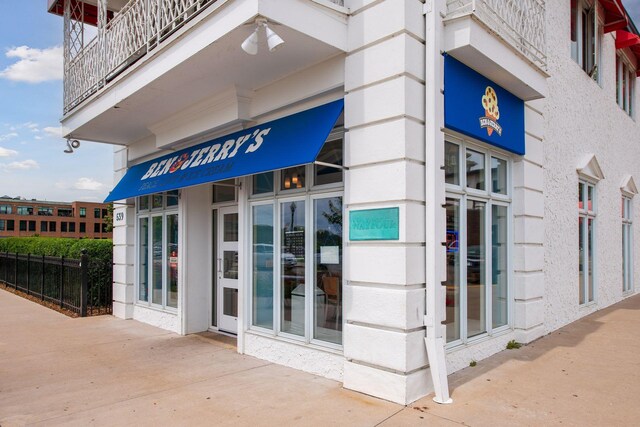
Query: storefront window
[
  {"left": 139, "top": 217, "right": 149, "bottom": 302},
  {"left": 252, "top": 205, "right": 274, "bottom": 329},
  {"left": 249, "top": 133, "right": 344, "bottom": 347},
  {"left": 445, "top": 138, "right": 511, "bottom": 345},
  {"left": 281, "top": 200, "right": 306, "bottom": 336},
  {"left": 445, "top": 142, "right": 460, "bottom": 185},
  {"left": 314, "top": 138, "right": 343, "bottom": 186},
  {"left": 466, "top": 149, "right": 485, "bottom": 191},
  {"left": 445, "top": 198, "right": 461, "bottom": 342},
  {"left": 492, "top": 205, "right": 508, "bottom": 328},
  {"left": 213, "top": 179, "right": 236, "bottom": 203},
  {"left": 152, "top": 216, "right": 163, "bottom": 305},
  {"left": 137, "top": 192, "right": 179, "bottom": 310},
  {"left": 253, "top": 172, "right": 274, "bottom": 195},
  {"left": 281, "top": 166, "right": 306, "bottom": 191},
  {"left": 313, "top": 197, "right": 343, "bottom": 345}
]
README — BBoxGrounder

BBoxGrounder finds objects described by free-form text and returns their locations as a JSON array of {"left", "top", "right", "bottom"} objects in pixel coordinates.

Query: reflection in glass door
[
  {"left": 217, "top": 206, "right": 239, "bottom": 333},
  {"left": 280, "top": 200, "right": 305, "bottom": 337}
]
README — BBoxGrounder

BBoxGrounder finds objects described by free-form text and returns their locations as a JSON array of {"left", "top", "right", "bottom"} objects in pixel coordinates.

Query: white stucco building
[{"left": 49, "top": 0, "right": 639, "bottom": 405}]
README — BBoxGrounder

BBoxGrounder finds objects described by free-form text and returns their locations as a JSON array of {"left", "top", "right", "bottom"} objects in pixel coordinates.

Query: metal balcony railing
[
  {"left": 445, "top": 0, "right": 547, "bottom": 70},
  {"left": 63, "top": 0, "right": 345, "bottom": 114}
]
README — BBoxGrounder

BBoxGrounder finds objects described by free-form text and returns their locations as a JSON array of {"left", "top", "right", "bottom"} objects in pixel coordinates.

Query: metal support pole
[
  {"left": 80, "top": 249, "right": 89, "bottom": 317},
  {"left": 60, "top": 256, "right": 65, "bottom": 308},
  {"left": 14, "top": 252, "right": 18, "bottom": 291},
  {"left": 26, "top": 253, "right": 30, "bottom": 295},
  {"left": 41, "top": 254, "right": 46, "bottom": 300}
]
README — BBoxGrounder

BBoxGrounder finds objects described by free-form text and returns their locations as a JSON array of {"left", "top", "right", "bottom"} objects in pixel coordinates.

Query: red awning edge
[{"left": 600, "top": 0, "right": 628, "bottom": 33}]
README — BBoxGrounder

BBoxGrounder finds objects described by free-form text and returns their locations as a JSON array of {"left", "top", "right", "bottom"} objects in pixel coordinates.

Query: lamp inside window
[{"left": 281, "top": 165, "right": 305, "bottom": 190}]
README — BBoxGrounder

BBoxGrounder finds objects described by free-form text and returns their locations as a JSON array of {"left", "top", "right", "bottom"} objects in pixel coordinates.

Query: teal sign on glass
[{"left": 349, "top": 208, "right": 399, "bottom": 241}]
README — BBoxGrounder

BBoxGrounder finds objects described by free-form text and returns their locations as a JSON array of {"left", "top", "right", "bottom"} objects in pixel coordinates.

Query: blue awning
[{"left": 105, "top": 99, "right": 344, "bottom": 202}]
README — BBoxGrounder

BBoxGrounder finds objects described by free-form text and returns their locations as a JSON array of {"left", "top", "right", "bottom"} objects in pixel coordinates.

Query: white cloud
[
  {"left": 0, "top": 132, "right": 18, "bottom": 141},
  {"left": 43, "top": 126, "right": 70, "bottom": 139},
  {"left": 34, "top": 135, "right": 42, "bottom": 140},
  {"left": 0, "top": 45, "right": 63, "bottom": 83},
  {"left": 0, "top": 147, "right": 18, "bottom": 157},
  {"left": 3, "top": 159, "right": 39, "bottom": 170},
  {"left": 73, "top": 177, "right": 105, "bottom": 191}
]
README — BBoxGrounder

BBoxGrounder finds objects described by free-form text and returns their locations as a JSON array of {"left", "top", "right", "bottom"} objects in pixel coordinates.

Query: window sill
[
  {"left": 445, "top": 326, "right": 514, "bottom": 353},
  {"left": 245, "top": 328, "right": 343, "bottom": 355},
  {"left": 135, "top": 302, "right": 178, "bottom": 315}
]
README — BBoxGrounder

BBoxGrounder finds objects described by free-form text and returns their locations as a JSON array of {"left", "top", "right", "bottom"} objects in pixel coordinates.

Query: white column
[
  {"left": 342, "top": 0, "right": 430, "bottom": 405},
  {"left": 512, "top": 99, "right": 546, "bottom": 343},
  {"left": 112, "top": 146, "right": 135, "bottom": 319}
]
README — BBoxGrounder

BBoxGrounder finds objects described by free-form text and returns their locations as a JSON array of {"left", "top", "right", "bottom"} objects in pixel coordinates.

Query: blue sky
[
  {"left": 0, "top": 1, "right": 638, "bottom": 203},
  {"left": 0, "top": 1, "right": 112, "bottom": 202}
]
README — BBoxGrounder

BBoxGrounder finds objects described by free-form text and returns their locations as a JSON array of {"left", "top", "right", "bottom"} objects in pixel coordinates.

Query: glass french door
[{"left": 217, "top": 206, "right": 239, "bottom": 333}]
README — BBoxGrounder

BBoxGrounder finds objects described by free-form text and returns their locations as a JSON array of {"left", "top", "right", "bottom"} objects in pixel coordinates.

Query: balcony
[
  {"left": 61, "top": 0, "right": 345, "bottom": 115},
  {"left": 444, "top": 0, "right": 547, "bottom": 100}
]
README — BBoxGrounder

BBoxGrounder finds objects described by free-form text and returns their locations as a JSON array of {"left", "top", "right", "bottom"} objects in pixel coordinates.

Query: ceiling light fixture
[{"left": 241, "top": 17, "right": 284, "bottom": 55}]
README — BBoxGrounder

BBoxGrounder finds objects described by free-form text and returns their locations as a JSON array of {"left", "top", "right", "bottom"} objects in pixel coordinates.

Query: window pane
[
  {"left": 445, "top": 142, "right": 459, "bottom": 185},
  {"left": 492, "top": 205, "right": 508, "bottom": 329},
  {"left": 491, "top": 157, "right": 507, "bottom": 194},
  {"left": 281, "top": 200, "right": 305, "bottom": 336},
  {"left": 578, "top": 183, "right": 584, "bottom": 210},
  {"left": 139, "top": 196, "right": 149, "bottom": 211},
  {"left": 152, "top": 216, "right": 163, "bottom": 305},
  {"left": 152, "top": 194, "right": 163, "bottom": 209},
  {"left": 252, "top": 205, "right": 274, "bottom": 329},
  {"left": 587, "top": 185, "right": 594, "bottom": 212},
  {"left": 252, "top": 172, "right": 274, "bottom": 195},
  {"left": 166, "top": 190, "right": 178, "bottom": 207},
  {"left": 281, "top": 166, "right": 305, "bottom": 191},
  {"left": 314, "top": 138, "right": 343, "bottom": 186},
  {"left": 467, "top": 200, "right": 486, "bottom": 337},
  {"left": 466, "top": 149, "right": 485, "bottom": 190},
  {"left": 139, "top": 217, "right": 149, "bottom": 302},
  {"left": 223, "top": 288, "right": 238, "bottom": 317},
  {"left": 579, "top": 216, "right": 585, "bottom": 304},
  {"left": 588, "top": 218, "right": 594, "bottom": 302},
  {"left": 166, "top": 214, "right": 178, "bottom": 308},
  {"left": 223, "top": 251, "right": 238, "bottom": 280},
  {"left": 213, "top": 179, "right": 236, "bottom": 203},
  {"left": 314, "top": 197, "right": 343, "bottom": 345},
  {"left": 445, "top": 198, "right": 461, "bottom": 343},
  {"left": 224, "top": 213, "right": 238, "bottom": 242}
]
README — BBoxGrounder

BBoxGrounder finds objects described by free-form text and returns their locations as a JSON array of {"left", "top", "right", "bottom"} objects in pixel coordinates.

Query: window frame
[
  {"left": 616, "top": 53, "right": 636, "bottom": 117},
  {"left": 136, "top": 191, "right": 180, "bottom": 312},
  {"left": 622, "top": 195, "right": 634, "bottom": 293},
  {"left": 444, "top": 135, "right": 513, "bottom": 349},
  {"left": 578, "top": 180, "right": 597, "bottom": 305},
  {"left": 571, "top": 0, "right": 602, "bottom": 83}
]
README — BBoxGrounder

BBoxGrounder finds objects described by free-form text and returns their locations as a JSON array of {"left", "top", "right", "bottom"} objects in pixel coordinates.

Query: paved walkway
[{"left": 1, "top": 289, "right": 640, "bottom": 426}]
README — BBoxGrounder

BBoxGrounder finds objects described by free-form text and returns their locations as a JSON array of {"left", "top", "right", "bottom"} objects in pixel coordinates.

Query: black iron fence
[{"left": 0, "top": 250, "right": 112, "bottom": 316}]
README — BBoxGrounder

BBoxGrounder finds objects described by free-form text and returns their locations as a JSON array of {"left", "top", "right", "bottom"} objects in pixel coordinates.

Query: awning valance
[
  {"left": 615, "top": 30, "right": 640, "bottom": 76},
  {"left": 104, "top": 99, "right": 344, "bottom": 202}
]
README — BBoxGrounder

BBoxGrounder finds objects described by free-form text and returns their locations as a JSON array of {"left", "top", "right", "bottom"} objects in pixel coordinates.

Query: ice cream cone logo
[{"left": 479, "top": 86, "right": 502, "bottom": 137}]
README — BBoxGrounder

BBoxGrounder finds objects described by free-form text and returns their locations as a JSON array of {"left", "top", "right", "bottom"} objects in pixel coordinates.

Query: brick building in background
[{"left": 0, "top": 196, "right": 112, "bottom": 239}]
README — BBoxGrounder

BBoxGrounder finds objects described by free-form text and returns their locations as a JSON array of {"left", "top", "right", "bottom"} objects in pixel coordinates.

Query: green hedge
[{"left": 0, "top": 237, "right": 113, "bottom": 262}]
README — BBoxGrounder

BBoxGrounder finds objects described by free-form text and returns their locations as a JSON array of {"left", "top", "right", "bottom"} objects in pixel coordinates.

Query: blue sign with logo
[
  {"left": 105, "top": 99, "right": 344, "bottom": 202},
  {"left": 444, "top": 55, "right": 525, "bottom": 155}
]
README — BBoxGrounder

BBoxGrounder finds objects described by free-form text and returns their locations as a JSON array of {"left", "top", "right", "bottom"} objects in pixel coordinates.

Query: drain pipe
[{"left": 423, "top": 0, "right": 452, "bottom": 404}]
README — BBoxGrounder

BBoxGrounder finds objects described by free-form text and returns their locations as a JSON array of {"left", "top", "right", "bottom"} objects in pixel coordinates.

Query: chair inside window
[{"left": 322, "top": 274, "right": 340, "bottom": 326}]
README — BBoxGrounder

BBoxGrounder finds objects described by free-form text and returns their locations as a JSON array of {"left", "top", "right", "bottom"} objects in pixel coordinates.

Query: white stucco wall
[{"left": 543, "top": 5, "right": 640, "bottom": 333}]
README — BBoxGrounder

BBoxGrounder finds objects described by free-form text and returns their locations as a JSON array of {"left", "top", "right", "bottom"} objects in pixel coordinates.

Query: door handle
[{"left": 217, "top": 258, "right": 222, "bottom": 278}]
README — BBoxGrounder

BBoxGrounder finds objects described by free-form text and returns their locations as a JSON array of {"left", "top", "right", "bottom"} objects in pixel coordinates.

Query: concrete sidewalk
[{"left": 1, "top": 289, "right": 640, "bottom": 426}]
